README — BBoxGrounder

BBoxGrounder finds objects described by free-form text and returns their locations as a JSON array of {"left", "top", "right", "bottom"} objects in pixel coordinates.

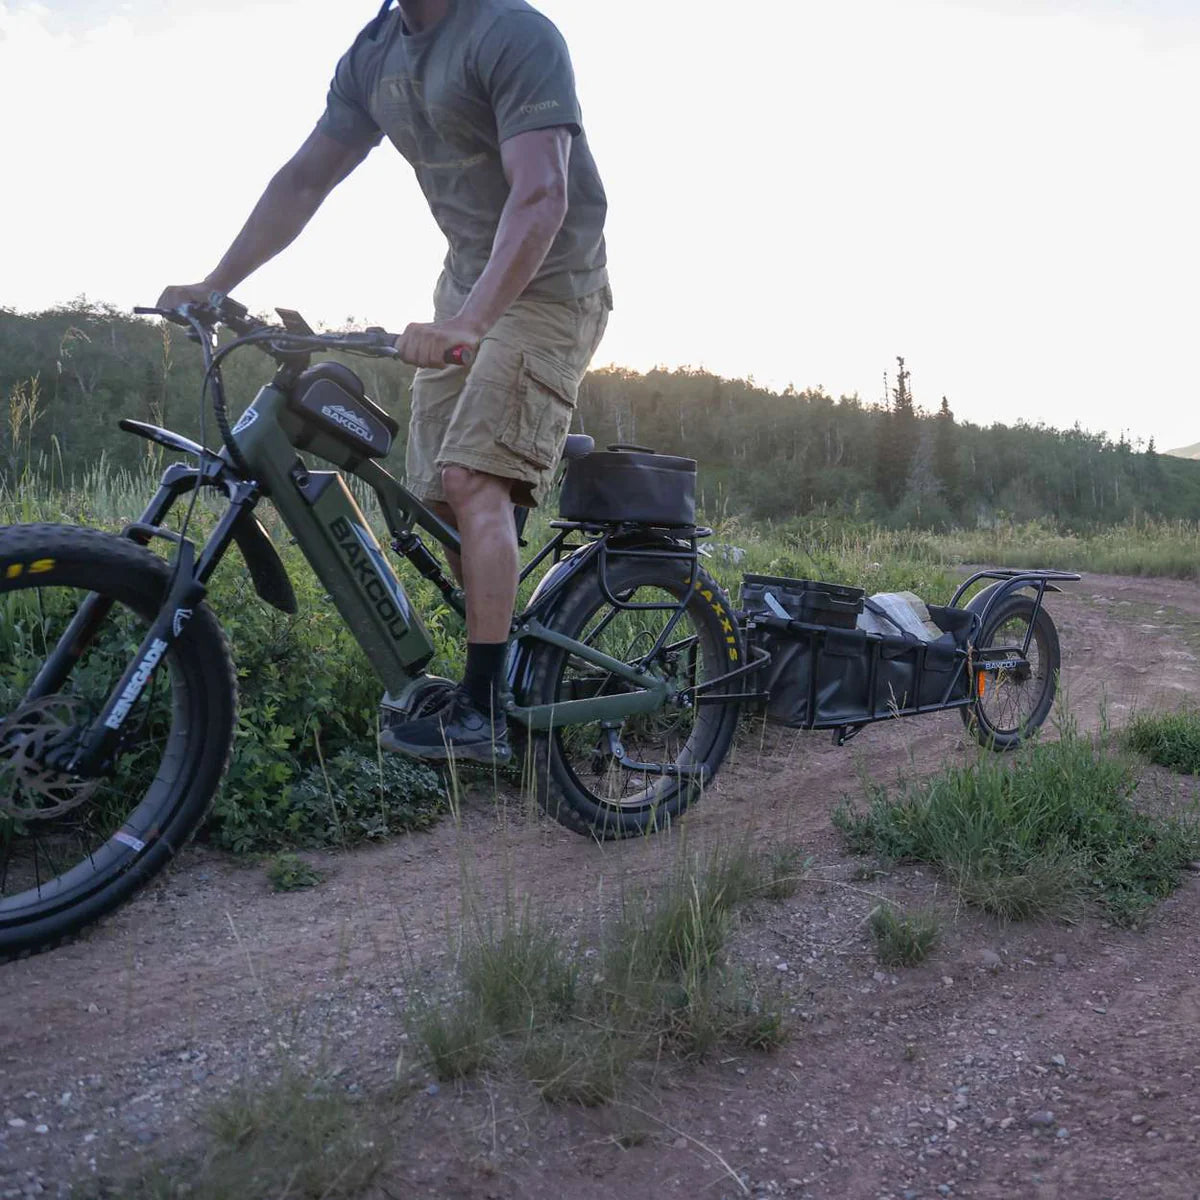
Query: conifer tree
[{"left": 934, "top": 395, "right": 961, "bottom": 511}]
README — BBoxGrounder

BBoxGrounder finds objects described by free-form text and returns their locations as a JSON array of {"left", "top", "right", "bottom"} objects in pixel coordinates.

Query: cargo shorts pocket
[{"left": 497, "top": 351, "right": 578, "bottom": 470}]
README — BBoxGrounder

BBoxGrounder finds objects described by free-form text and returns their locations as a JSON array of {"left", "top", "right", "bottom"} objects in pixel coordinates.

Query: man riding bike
[{"left": 158, "top": 0, "right": 610, "bottom": 766}]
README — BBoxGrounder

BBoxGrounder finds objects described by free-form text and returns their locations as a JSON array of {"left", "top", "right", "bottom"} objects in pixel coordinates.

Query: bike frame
[{"left": 32, "top": 326, "right": 714, "bottom": 778}]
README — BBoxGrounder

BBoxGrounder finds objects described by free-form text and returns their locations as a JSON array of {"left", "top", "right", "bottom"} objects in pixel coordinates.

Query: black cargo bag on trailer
[{"left": 743, "top": 579, "right": 976, "bottom": 728}]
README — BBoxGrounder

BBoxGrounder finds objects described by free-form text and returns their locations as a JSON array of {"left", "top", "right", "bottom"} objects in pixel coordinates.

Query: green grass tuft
[
  {"left": 411, "top": 840, "right": 800, "bottom": 1097},
  {"left": 462, "top": 902, "right": 579, "bottom": 1035},
  {"left": 835, "top": 715, "right": 1200, "bottom": 925},
  {"left": 1125, "top": 706, "right": 1200, "bottom": 775},
  {"left": 415, "top": 996, "right": 495, "bottom": 1081},
  {"left": 519, "top": 1024, "right": 633, "bottom": 1106},
  {"left": 868, "top": 903, "right": 940, "bottom": 967},
  {"left": 77, "top": 1071, "right": 383, "bottom": 1200}
]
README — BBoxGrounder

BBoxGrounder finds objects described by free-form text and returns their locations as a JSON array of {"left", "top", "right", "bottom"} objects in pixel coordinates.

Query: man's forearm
[
  {"left": 455, "top": 189, "right": 567, "bottom": 334},
  {"left": 204, "top": 170, "right": 329, "bottom": 293}
]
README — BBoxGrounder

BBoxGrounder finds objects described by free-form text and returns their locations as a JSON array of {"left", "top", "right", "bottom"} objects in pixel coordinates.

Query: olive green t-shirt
[{"left": 318, "top": 0, "right": 608, "bottom": 302}]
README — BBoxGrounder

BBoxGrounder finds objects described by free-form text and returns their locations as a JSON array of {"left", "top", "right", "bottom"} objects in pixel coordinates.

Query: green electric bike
[{"left": 0, "top": 297, "right": 751, "bottom": 958}]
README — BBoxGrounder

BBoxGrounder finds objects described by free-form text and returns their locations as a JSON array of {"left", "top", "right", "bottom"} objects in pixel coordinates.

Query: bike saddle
[{"left": 563, "top": 434, "right": 594, "bottom": 460}]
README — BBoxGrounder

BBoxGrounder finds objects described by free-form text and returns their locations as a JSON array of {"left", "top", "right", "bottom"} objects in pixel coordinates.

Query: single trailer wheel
[{"left": 962, "top": 593, "right": 1061, "bottom": 751}]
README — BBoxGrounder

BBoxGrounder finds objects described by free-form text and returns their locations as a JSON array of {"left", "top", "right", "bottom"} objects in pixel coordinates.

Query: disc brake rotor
[{"left": 0, "top": 696, "right": 99, "bottom": 822}]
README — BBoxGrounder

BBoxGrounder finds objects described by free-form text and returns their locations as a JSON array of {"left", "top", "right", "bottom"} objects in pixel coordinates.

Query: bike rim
[
  {"left": 550, "top": 583, "right": 724, "bottom": 812},
  {"left": 0, "top": 579, "right": 188, "bottom": 923},
  {"left": 976, "top": 614, "right": 1048, "bottom": 737}
]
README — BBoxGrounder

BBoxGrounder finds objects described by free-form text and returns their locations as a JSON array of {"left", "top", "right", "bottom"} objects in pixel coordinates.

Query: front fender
[
  {"left": 507, "top": 530, "right": 704, "bottom": 705},
  {"left": 962, "top": 577, "right": 1061, "bottom": 635},
  {"left": 231, "top": 512, "right": 297, "bottom": 614},
  {"left": 507, "top": 540, "right": 601, "bottom": 702}
]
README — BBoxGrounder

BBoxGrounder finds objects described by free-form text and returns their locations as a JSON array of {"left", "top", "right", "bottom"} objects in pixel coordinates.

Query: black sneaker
[{"left": 378, "top": 686, "right": 511, "bottom": 765}]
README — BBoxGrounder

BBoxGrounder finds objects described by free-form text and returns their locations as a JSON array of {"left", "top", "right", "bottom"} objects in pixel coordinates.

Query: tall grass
[
  {"left": 704, "top": 512, "right": 1200, "bottom": 589},
  {"left": 413, "top": 839, "right": 800, "bottom": 1097},
  {"left": 929, "top": 516, "right": 1200, "bottom": 580}
]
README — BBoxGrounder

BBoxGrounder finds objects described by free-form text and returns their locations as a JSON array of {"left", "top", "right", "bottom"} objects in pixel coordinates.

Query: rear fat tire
[
  {"left": 523, "top": 555, "right": 743, "bottom": 839},
  {"left": 0, "top": 524, "right": 237, "bottom": 960},
  {"left": 962, "top": 593, "right": 1061, "bottom": 751}
]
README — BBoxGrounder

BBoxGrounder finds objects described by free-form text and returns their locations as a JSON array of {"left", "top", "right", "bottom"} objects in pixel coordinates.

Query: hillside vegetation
[{"left": 3, "top": 301, "right": 1198, "bottom": 527}]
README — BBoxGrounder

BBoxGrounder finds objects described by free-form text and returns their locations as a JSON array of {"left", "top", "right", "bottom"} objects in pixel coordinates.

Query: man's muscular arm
[
  {"left": 157, "top": 129, "right": 371, "bottom": 309},
  {"left": 393, "top": 126, "right": 570, "bottom": 367}
]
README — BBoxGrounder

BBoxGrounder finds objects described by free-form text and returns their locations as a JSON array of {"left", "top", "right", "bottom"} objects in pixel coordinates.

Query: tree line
[{"left": 1, "top": 302, "right": 1194, "bottom": 527}]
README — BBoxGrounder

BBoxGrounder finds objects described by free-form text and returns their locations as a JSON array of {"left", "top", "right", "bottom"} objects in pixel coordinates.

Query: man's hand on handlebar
[
  {"left": 392, "top": 318, "right": 479, "bottom": 369},
  {"left": 143, "top": 290, "right": 473, "bottom": 366},
  {"left": 156, "top": 282, "right": 225, "bottom": 312}
]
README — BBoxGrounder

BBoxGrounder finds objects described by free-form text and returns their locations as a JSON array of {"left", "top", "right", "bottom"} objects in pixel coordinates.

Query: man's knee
[{"left": 441, "top": 465, "right": 513, "bottom": 515}]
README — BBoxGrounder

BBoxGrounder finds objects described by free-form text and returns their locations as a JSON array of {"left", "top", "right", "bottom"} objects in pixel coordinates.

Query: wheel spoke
[
  {"left": 975, "top": 607, "right": 1052, "bottom": 740},
  {"left": 551, "top": 582, "right": 718, "bottom": 810}
]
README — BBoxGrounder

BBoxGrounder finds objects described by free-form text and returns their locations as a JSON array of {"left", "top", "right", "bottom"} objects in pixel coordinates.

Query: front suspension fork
[{"left": 28, "top": 469, "right": 257, "bottom": 779}]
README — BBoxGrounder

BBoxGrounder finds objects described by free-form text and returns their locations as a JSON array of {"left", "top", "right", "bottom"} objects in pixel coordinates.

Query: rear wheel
[
  {"left": 962, "top": 594, "right": 1060, "bottom": 750},
  {"left": 523, "top": 553, "right": 743, "bottom": 838},
  {"left": 0, "top": 524, "right": 236, "bottom": 959}
]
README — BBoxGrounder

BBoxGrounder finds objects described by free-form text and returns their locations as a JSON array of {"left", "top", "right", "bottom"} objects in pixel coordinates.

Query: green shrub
[
  {"left": 202, "top": 539, "right": 450, "bottom": 852},
  {"left": 212, "top": 747, "right": 444, "bottom": 854}
]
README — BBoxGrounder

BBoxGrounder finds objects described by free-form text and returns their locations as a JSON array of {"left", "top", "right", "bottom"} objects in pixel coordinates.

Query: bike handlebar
[
  {"left": 132, "top": 299, "right": 474, "bottom": 367},
  {"left": 132, "top": 294, "right": 474, "bottom": 479}
]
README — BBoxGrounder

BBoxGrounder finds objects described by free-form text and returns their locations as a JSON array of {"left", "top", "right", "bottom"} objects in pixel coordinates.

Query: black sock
[{"left": 463, "top": 642, "right": 506, "bottom": 714}]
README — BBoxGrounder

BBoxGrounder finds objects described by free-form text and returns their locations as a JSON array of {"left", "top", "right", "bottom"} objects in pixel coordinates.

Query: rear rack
[{"left": 950, "top": 568, "right": 1081, "bottom": 610}]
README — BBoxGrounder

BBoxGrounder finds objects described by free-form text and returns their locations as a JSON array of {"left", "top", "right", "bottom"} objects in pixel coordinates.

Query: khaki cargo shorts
[{"left": 406, "top": 274, "right": 612, "bottom": 508}]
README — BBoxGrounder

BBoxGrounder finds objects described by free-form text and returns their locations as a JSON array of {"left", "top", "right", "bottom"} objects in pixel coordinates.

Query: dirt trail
[{"left": 3, "top": 573, "right": 1200, "bottom": 1199}]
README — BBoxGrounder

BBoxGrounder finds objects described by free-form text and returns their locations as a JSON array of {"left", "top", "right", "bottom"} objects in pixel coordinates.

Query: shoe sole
[{"left": 379, "top": 732, "right": 512, "bottom": 766}]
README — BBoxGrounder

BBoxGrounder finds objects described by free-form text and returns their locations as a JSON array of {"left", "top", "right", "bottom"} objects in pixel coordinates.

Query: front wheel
[
  {"left": 962, "top": 594, "right": 1061, "bottom": 751},
  {"left": 522, "top": 552, "right": 743, "bottom": 839},
  {"left": 0, "top": 524, "right": 237, "bottom": 959}
]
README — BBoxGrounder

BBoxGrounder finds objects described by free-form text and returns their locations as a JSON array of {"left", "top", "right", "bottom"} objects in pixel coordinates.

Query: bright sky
[{"left": 2, "top": 0, "right": 1197, "bottom": 450}]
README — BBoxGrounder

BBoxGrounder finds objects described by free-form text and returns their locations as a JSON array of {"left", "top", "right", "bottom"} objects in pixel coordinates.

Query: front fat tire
[
  {"left": 0, "top": 524, "right": 237, "bottom": 960},
  {"left": 523, "top": 555, "right": 743, "bottom": 839}
]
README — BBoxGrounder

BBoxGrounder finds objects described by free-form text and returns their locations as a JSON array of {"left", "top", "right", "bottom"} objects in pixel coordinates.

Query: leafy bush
[
  {"left": 214, "top": 747, "right": 444, "bottom": 854},
  {"left": 264, "top": 853, "right": 324, "bottom": 892}
]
